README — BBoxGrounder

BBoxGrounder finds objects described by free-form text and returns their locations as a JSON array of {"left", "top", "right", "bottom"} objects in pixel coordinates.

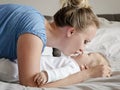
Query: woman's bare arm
[
  {"left": 17, "top": 34, "right": 43, "bottom": 87},
  {"left": 40, "top": 65, "right": 111, "bottom": 88}
]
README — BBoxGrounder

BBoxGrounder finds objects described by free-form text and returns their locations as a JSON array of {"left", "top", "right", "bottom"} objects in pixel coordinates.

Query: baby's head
[
  {"left": 87, "top": 52, "right": 110, "bottom": 67},
  {"left": 73, "top": 52, "right": 110, "bottom": 68}
]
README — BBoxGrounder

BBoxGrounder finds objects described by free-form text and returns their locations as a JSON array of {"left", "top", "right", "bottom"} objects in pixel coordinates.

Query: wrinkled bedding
[{"left": 0, "top": 71, "right": 120, "bottom": 90}]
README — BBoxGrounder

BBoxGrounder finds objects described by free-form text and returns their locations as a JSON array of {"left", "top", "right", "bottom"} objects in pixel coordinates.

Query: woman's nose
[
  {"left": 79, "top": 45, "right": 84, "bottom": 53},
  {"left": 75, "top": 49, "right": 83, "bottom": 56}
]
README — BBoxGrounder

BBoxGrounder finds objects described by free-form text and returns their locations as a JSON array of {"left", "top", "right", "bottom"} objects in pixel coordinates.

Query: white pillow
[
  {"left": 85, "top": 21, "right": 120, "bottom": 71},
  {"left": 98, "top": 17, "right": 120, "bottom": 28},
  {"left": 0, "top": 59, "right": 18, "bottom": 82}
]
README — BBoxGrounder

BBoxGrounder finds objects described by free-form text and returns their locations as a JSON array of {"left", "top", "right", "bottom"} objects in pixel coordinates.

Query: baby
[
  {"left": 0, "top": 52, "right": 111, "bottom": 84},
  {"left": 34, "top": 52, "right": 111, "bottom": 86},
  {"left": 0, "top": 55, "right": 80, "bottom": 82}
]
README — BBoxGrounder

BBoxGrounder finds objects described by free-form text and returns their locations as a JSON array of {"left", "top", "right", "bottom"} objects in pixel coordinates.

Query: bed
[{"left": 0, "top": 14, "right": 120, "bottom": 90}]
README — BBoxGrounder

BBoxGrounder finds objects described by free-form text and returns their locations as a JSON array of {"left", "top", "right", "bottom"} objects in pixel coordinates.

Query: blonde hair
[
  {"left": 54, "top": 0, "right": 99, "bottom": 31},
  {"left": 60, "top": 0, "right": 89, "bottom": 8}
]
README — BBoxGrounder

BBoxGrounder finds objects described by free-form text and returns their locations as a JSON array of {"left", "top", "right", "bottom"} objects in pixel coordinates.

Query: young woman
[{"left": 0, "top": 0, "right": 100, "bottom": 87}]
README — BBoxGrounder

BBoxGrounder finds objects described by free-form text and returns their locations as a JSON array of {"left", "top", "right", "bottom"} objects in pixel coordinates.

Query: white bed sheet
[
  {"left": 86, "top": 18, "right": 120, "bottom": 71},
  {"left": 0, "top": 18, "right": 120, "bottom": 90},
  {"left": 0, "top": 71, "right": 120, "bottom": 90}
]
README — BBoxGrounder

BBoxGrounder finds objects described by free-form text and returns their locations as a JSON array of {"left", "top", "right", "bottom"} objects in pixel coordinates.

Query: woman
[{"left": 0, "top": 0, "right": 100, "bottom": 87}]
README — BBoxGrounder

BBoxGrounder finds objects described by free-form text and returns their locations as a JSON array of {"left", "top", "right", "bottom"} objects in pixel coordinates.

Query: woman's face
[{"left": 62, "top": 25, "right": 97, "bottom": 56}]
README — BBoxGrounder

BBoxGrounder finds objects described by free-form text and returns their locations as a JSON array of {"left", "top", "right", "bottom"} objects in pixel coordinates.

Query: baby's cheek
[{"left": 89, "top": 61, "right": 98, "bottom": 67}]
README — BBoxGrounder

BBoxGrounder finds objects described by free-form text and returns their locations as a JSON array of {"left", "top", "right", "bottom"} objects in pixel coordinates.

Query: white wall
[
  {"left": 89, "top": 0, "right": 120, "bottom": 14},
  {"left": 0, "top": 0, "right": 120, "bottom": 15},
  {"left": 0, "top": 0, "right": 60, "bottom": 16}
]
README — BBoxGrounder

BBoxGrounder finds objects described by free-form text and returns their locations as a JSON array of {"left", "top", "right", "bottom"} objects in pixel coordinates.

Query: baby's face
[
  {"left": 73, "top": 53, "right": 93, "bottom": 66},
  {"left": 74, "top": 52, "right": 107, "bottom": 67}
]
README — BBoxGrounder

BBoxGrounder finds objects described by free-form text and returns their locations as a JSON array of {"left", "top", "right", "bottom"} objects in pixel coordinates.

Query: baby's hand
[
  {"left": 34, "top": 71, "right": 48, "bottom": 86},
  {"left": 88, "top": 65, "right": 112, "bottom": 78}
]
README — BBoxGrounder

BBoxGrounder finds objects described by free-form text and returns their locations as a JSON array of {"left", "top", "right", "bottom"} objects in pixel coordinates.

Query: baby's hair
[
  {"left": 54, "top": 0, "right": 99, "bottom": 32},
  {"left": 97, "top": 52, "right": 111, "bottom": 67}
]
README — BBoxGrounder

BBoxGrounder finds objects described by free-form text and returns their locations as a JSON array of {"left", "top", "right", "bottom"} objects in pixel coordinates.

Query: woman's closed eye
[{"left": 84, "top": 40, "right": 90, "bottom": 45}]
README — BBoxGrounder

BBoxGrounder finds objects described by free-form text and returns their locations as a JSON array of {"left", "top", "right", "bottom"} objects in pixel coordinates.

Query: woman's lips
[{"left": 70, "top": 51, "right": 83, "bottom": 57}]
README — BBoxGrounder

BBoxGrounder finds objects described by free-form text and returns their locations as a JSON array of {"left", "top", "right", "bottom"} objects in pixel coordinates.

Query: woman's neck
[{"left": 45, "top": 20, "right": 62, "bottom": 49}]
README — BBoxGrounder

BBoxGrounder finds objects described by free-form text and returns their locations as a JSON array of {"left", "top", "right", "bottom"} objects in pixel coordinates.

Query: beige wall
[
  {"left": 0, "top": 0, "right": 60, "bottom": 16},
  {"left": 90, "top": 0, "right": 120, "bottom": 14},
  {"left": 0, "top": 0, "right": 120, "bottom": 15}
]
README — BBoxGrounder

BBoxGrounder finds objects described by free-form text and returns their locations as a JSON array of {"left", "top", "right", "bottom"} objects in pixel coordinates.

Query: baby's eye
[{"left": 88, "top": 53, "right": 91, "bottom": 55}]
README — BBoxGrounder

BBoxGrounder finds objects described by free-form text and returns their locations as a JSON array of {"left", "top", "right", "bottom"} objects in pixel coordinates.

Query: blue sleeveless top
[{"left": 0, "top": 4, "right": 47, "bottom": 61}]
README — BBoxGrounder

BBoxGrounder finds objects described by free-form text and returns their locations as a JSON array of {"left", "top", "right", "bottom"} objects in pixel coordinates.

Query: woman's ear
[{"left": 67, "top": 27, "right": 76, "bottom": 37}]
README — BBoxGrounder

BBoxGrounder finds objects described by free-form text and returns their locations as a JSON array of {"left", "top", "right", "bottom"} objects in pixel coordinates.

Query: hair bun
[{"left": 60, "top": 0, "right": 90, "bottom": 8}]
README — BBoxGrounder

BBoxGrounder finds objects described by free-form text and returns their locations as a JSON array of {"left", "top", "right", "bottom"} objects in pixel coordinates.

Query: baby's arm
[
  {"left": 34, "top": 57, "right": 80, "bottom": 86},
  {"left": 40, "top": 65, "right": 111, "bottom": 88}
]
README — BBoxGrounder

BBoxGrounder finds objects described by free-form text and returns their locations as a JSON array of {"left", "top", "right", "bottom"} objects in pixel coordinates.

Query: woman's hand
[{"left": 87, "top": 65, "right": 112, "bottom": 78}]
